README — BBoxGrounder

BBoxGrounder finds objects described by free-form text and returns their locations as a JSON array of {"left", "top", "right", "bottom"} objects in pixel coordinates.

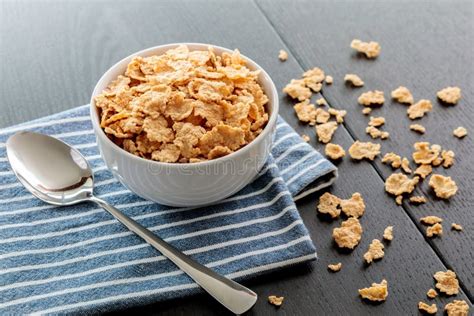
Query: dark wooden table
[{"left": 1, "top": 0, "right": 472, "bottom": 315}]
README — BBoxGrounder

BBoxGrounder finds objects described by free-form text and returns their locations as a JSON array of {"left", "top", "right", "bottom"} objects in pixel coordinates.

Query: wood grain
[{"left": 0, "top": 0, "right": 472, "bottom": 314}]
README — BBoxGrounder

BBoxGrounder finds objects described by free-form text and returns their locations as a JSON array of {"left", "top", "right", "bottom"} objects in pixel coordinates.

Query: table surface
[{"left": 1, "top": 0, "right": 473, "bottom": 315}]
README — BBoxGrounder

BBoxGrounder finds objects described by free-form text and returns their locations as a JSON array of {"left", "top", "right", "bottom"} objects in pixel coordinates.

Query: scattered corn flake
[
  {"left": 325, "top": 75, "right": 333, "bottom": 84},
  {"left": 391, "top": 86, "right": 414, "bottom": 104},
  {"left": 429, "top": 174, "right": 458, "bottom": 199},
  {"left": 283, "top": 79, "right": 312, "bottom": 101},
  {"left": 366, "top": 126, "right": 390, "bottom": 139},
  {"left": 315, "top": 108, "right": 331, "bottom": 124},
  {"left": 409, "top": 196, "right": 426, "bottom": 204},
  {"left": 317, "top": 192, "right": 341, "bottom": 219},
  {"left": 303, "top": 67, "right": 325, "bottom": 92},
  {"left": 445, "top": 300, "right": 469, "bottom": 316},
  {"left": 412, "top": 142, "right": 441, "bottom": 165},
  {"left": 363, "top": 239, "right": 385, "bottom": 264},
  {"left": 441, "top": 150, "right": 455, "bottom": 168},
  {"left": 453, "top": 126, "right": 467, "bottom": 138},
  {"left": 328, "top": 262, "right": 342, "bottom": 272},
  {"left": 351, "top": 39, "right": 381, "bottom": 58},
  {"left": 426, "top": 223, "right": 443, "bottom": 238},
  {"left": 418, "top": 301, "right": 438, "bottom": 314},
  {"left": 427, "top": 288, "right": 438, "bottom": 299},
  {"left": 328, "top": 108, "right": 347, "bottom": 123},
  {"left": 358, "top": 90, "right": 385, "bottom": 107},
  {"left": 358, "top": 279, "right": 388, "bottom": 302},
  {"left": 385, "top": 173, "right": 419, "bottom": 196},
  {"left": 325, "top": 143, "right": 346, "bottom": 160},
  {"left": 437, "top": 86, "right": 462, "bottom": 104},
  {"left": 383, "top": 226, "right": 393, "bottom": 241},
  {"left": 414, "top": 164, "right": 433, "bottom": 179},
  {"left": 401, "top": 158, "right": 412, "bottom": 173},
  {"left": 333, "top": 217, "right": 363, "bottom": 249},
  {"left": 407, "top": 99, "right": 433, "bottom": 119},
  {"left": 348, "top": 141, "right": 381, "bottom": 160},
  {"left": 368, "top": 116, "right": 385, "bottom": 127},
  {"left": 344, "top": 74, "right": 364, "bottom": 87},
  {"left": 382, "top": 152, "right": 402, "bottom": 168},
  {"left": 278, "top": 50, "right": 288, "bottom": 61},
  {"left": 301, "top": 134, "right": 310, "bottom": 142},
  {"left": 340, "top": 192, "right": 365, "bottom": 218},
  {"left": 420, "top": 216, "right": 443, "bottom": 225},
  {"left": 451, "top": 223, "right": 463, "bottom": 231},
  {"left": 362, "top": 107, "right": 372, "bottom": 115},
  {"left": 410, "top": 124, "right": 426, "bottom": 134},
  {"left": 316, "top": 98, "right": 327, "bottom": 106},
  {"left": 395, "top": 195, "right": 403, "bottom": 205},
  {"left": 316, "top": 121, "right": 338, "bottom": 143},
  {"left": 268, "top": 295, "right": 284, "bottom": 307},
  {"left": 294, "top": 99, "right": 317, "bottom": 124},
  {"left": 434, "top": 270, "right": 459, "bottom": 296}
]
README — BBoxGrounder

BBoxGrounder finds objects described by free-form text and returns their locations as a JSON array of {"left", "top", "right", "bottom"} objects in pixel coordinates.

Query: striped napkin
[{"left": 0, "top": 105, "right": 337, "bottom": 314}]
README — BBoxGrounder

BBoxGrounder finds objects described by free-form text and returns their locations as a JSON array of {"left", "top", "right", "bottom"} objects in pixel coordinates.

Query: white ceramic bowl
[{"left": 90, "top": 43, "right": 279, "bottom": 207}]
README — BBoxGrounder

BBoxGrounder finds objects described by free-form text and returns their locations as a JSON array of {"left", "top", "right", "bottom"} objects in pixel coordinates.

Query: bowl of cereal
[{"left": 90, "top": 43, "right": 279, "bottom": 206}]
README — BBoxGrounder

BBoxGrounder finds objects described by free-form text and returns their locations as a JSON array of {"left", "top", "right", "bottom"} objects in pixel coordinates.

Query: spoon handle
[{"left": 90, "top": 196, "right": 257, "bottom": 314}]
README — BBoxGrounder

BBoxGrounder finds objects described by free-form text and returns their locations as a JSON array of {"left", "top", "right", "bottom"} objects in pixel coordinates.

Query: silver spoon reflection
[{"left": 6, "top": 131, "right": 257, "bottom": 315}]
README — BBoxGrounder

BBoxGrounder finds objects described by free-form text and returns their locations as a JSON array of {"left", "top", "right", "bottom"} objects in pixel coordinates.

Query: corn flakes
[
  {"left": 316, "top": 98, "right": 327, "bottom": 106},
  {"left": 294, "top": 100, "right": 317, "bottom": 124},
  {"left": 368, "top": 116, "right": 385, "bottom": 127},
  {"left": 414, "top": 164, "right": 432, "bottom": 179},
  {"left": 362, "top": 107, "right": 372, "bottom": 115},
  {"left": 301, "top": 134, "right": 310, "bottom": 142},
  {"left": 429, "top": 174, "right": 458, "bottom": 199},
  {"left": 283, "top": 79, "right": 312, "bottom": 101},
  {"left": 382, "top": 152, "right": 402, "bottom": 168},
  {"left": 340, "top": 192, "right": 365, "bottom": 218},
  {"left": 412, "top": 142, "right": 441, "bottom": 165},
  {"left": 303, "top": 67, "right": 326, "bottom": 92},
  {"left": 358, "top": 280, "right": 388, "bottom": 302},
  {"left": 278, "top": 50, "right": 288, "bottom": 61},
  {"left": 364, "top": 239, "right": 384, "bottom": 264},
  {"left": 328, "top": 108, "right": 347, "bottom": 123},
  {"left": 420, "top": 216, "right": 443, "bottom": 225},
  {"left": 268, "top": 295, "right": 284, "bottom": 307},
  {"left": 418, "top": 302, "right": 437, "bottom": 314},
  {"left": 453, "top": 126, "right": 467, "bottom": 138},
  {"left": 437, "top": 86, "right": 461, "bottom": 104},
  {"left": 325, "top": 75, "right": 333, "bottom": 84},
  {"left": 427, "top": 288, "right": 438, "bottom": 299},
  {"left": 344, "top": 74, "right": 364, "bottom": 87},
  {"left": 385, "top": 173, "right": 419, "bottom": 196},
  {"left": 315, "top": 108, "right": 331, "bottom": 124},
  {"left": 351, "top": 39, "right": 381, "bottom": 58},
  {"left": 358, "top": 90, "right": 385, "bottom": 106},
  {"left": 366, "top": 126, "right": 390, "bottom": 139},
  {"left": 441, "top": 150, "right": 455, "bottom": 168},
  {"left": 325, "top": 143, "right": 346, "bottom": 160},
  {"left": 395, "top": 195, "right": 403, "bottom": 205},
  {"left": 407, "top": 99, "right": 433, "bottom": 119},
  {"left": 383, "top": 226, "right": 393, "bottom": 241},
  {"left": 391, "top": 86, "right": 414, "bottom": 104},
  {"left": 401, "top": 158, "right": 412, "bottom": 173},
  {"left": 409, "top": 196, "right": 426, "bottom": 204},
  {"left": 333, "top": 218, "right": 363, "bottom": 249},
  {"left": 426, "top": 223, "right": 443, "bottom": 238},
  {"left": 348, "top": 141, "right": 381, "bottom": 160},
  {"left": 328, "top": 262, "right": 342, "bottom": 272},
  {"left": 316, "top": 121, "right": 338, "bottom": 143},
  {"left": 451, "top": 223, "right": 463, "bottom": 231},
  {"left": 445, "top": 300, "right": 469, "bottom": 316},
  {"left": 317, "top": 192, "right": 341, "bottom": 219},
  {"left": 410, "top": 124, "right": 426, "bottom": 134},
  {"left": 434, "top": 270, "right": 459, "bottom": 295}
]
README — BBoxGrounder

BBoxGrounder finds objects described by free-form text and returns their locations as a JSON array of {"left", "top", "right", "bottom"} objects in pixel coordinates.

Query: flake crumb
[
  {"left": 358, "top": 279, "right": 388, "bottom": 302},
  {"left": 369, "top": 116, "right": 385, "bottom": 127},
  {"left": 382, "top": 152, "right": 402, "bottom": 168},
  {"left": 429, "top": 174, "right": 458, "bottom": 199},
  {"left": 453, "top": 126, "right": 467, "bottom": 138},
  {"left": 363, "top": 239, "right": 385, "bottom": 264},
  {"left": 395, "top": 195, "right": 403, "bottom": 205},
  {"left": 317, "top": 192, "right": 341, "bottom": 219},
  {"left": 407, "top": 99, "right": 433, "bottom": 119},
  {"left": 441, "top": 150, "right": 455, "bottom": 168},
  {"left": 268, "top": 295, "right": 284, "bottom": 307},
  {"left": 340, "top": 192, "right": 365, "bottom": 218},
  {"left": 333, "top": 217, "right": 363, "bottom": 249},
  {"left": 294, "top": 100, "right": 317, "bottom": 124},
  {"left": 325, "top": 75, "right": 333, "bottom": 84},
  {"left": 351, "top": 39, "right": 381, "bottom": 58},
  {"left": 426, "top": 223, "right": 443, "bottom": 238},
  {"left": 401, "top": 158, "right": 412, "bottom": 173},
  {"left": 316, "top": 98, "right": 327, "bottom": 106},
  {"left": 418, "top": 301, "right": 437, "bottom": 314},
  {"left": 414, "top": 164, "right": 432, "bottom": 179},
  {"left": 383, "top": 226, "right": 393, "bottom": 241},
  {"left": 451, "top": 223, "right": 463, "bottom": 231},
  {"left": 391, "top": 86, "right": 414, "bottom": 104},
  {"left": 412, "top": 142, "right": 441, "bottom": 165},
  {"left": 410, "top": 124, "right": 426, "bottom": 134},
  {"left": 344, "top": 74, "right": 364, "bottom": 87},
  {"left": 366, "top": 126, "right": 389, "bottom": 139},
  {"left": 362, "top": 107, "right": 372, "bottom": 115},
  {"left": 358, "top": 90, "right": 385, "bottom": 106},
  {"left": 437, "top": 86, "right": 461, "bottom": 104},
  {"left": 325, "top": 143, "right": 346, "bottom": 160},
  {"left": 434, "top": 270, "right": 459, "bottom": 296},
  {"left": 278, "top": 50, "right": 288, "bottom": 61},
  {"left": 283, "top": 79, "right": 312, "bottom": 101},
  {"left": 409, "top": 196, "right": 426, "bottom": 204},
  {"left": 328, "top": 108, "right": 347, "bottom": 123},
  {"left": 301, "top": 134, "right": 310, "bottom": 142},
  {"left": 420, "top": 216, "right": 443, "bottom": 225},
  {"left": 328, "top": 262, "right": 342, "bottom": 272},
  {"left": 348, "top": 141, "right": 381, "bottom": 160},
  {"left": 316, "top": 121, "right": 338, "bottom": 143},
  {"left": 385, "top": 173, "right": 419, "bottom": 196},
  {"left": 427, "top": 288, "right": 438, "bottom": 299},
  {"left": 445, "top": 300, "right": 469, "bottom": 316}
]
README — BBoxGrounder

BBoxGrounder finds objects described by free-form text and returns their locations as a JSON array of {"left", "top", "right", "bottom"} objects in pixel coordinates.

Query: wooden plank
[
  {"left": 0, "top": 0, "right": 471, "bottom": 314},
  {"left": 256, "top": 0, "right": 474, "bottom": 301}
]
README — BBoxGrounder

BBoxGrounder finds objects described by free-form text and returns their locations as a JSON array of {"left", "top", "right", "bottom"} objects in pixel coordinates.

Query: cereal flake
[
  {"left": 383, "top": 226, "right": 393, "bottom": 241},
  {"left": 407, "top": 99, "right": 432, "bottom": 119},
  {"left": 434, "top": 270, "right": 459, "bottom": 295},
  {"left": 351, "top": 39, "right": 381, "bottom": 58},
  {"left": 325, "top": 75, "right": 333, "bottom": 84},
  {"left": 382, "top": 152, "right": 402, "bottom": 168},
  {"left": 426, "top": 223, "right": 443, "bottom": 238},
  {"left": 362, "top": 107, "right": 372, "bottom": 115},
  {"left": 412, "top": 142, "right": 441, "bottom": 165},
  {"left": 278, "top": 50, "right": 288, "bottom": 61},
  {"left": 363, "top": 239, "right": 385, "bottom": 264},
  {"left": 358, "top": 90, "right": 385, "bottom": 107},
  {"left": 401, "top": 158, "right": 412, "bottom": 173},
  {"left": 414, "top": 164, "right": 433, "bottom": 179},
  {"left": 348, "top": 141, "right": 381, "bottom": 160},
  {"left": 316, "top": 121, "right": 338, "bottom": 143},
  {"left": 391, "top": 86, "right": 414, "bottom": 104},
  {"left": 358, "top": 280, "right": 388, "bottom": 302},
  {"left": 409, "top": 196, "right": 426, "bottom": 204},
  {"left": 340, "top": 192, "right": 365, "bottom": 218},
  {"left": 385, "top": 173, "right": 419, "bottom": 196},
  {"left": 317, "top": 192, "right": 341, "bottom": 219},
  {"left": 445, "top": 300, "right": 469, "bottom": 316},
  {"left": 441, "top": 150, "right": 455, "bottom": 168},
  {"left": 368, "top": 116, "right": 385, "bottom": 127},
  {"left": 283, "top": 79, "right": 312, "bottom": 101},
  {"left": 429, "top": 174, "right": 458, "bottom": 199},
  {"left": 453, "top": 126, "right": 467, "bottom": 138},
  {"left": 451, "top": 223, "right": 463, "bottom": 231},
  {"left": 268, "top": 295, "right": 284, "bottom": 307},
  {"left": 437, "top": 86, "right": 461, "bottom": 104},
  {"left": 344, "top": 74, "right": 364, "bottom": 87},
  {"left": 328, "top": 108, "right": 347, "bottom": 123},
  {"left": 325, "top": 143, "right": 346, "bottom": 160},
  {"left": 328, "top": 262, "right": 342, "bottom": 272},
  {"left": 410, "top": 124, "right": 426, "bottom": 134},
  {"left": 427, "top": 288, "right": 438, "bottom": 299},
  {"left": 294, "top": 100, "right": 317, "bottom": 124},
  {"left": 333, "top": 218, "right": 363, "bottom": 249},
  {"left": 420, "top": 216, "right": 443, "bottom": 225},
  {"left": 418, "top": 302, "right": 437, "bottom": 314}
]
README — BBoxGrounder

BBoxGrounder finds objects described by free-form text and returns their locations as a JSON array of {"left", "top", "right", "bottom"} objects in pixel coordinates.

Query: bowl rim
[{"left": 89, "top": 43, "right": 279, "bottom": 168}]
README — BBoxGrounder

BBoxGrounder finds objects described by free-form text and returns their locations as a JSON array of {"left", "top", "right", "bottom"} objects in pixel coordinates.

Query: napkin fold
[{"left": 0, "top": 105, "right": 337, "bottom": 314}]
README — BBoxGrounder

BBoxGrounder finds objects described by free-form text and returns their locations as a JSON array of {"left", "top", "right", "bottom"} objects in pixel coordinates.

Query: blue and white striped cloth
[{"left": 0, "top": 105, "right": 337, "bottom": 314}]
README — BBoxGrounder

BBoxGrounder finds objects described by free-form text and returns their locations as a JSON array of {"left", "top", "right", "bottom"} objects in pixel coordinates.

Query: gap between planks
[{"left": 252, "top": 0, "right": 473, "bottom": 303}]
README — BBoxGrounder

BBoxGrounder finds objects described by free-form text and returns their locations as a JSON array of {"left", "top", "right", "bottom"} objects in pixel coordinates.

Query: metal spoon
[{"left": 6, "top": 131, "right": 257, "bottom": 315}]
